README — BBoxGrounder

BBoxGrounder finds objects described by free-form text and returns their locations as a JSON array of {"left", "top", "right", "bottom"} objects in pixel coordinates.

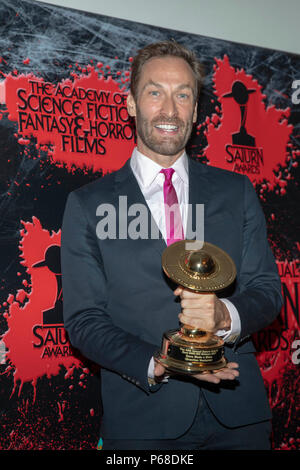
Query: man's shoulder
[
  {"left": 70, "top": 161, "right": 128, "bottom": 204},
  {"left": 75, "top": 171, "right": 115, "bottom": 197},
  {"left": 189, "top": 158, "right": 247, "bottom": 187}
]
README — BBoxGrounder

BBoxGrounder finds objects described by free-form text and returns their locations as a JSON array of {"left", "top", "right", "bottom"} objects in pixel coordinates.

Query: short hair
[{"left": 130, "top": 40, "right": 204, "bottom": 101}]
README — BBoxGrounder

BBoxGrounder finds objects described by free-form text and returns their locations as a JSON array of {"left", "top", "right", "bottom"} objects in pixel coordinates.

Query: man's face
[{"left": 127, "top": 56, "right": 198, "bottom": 163}]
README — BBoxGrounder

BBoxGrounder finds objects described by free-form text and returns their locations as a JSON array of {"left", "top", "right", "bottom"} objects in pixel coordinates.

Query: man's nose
[{"left": 161, "top": 95, "right": 177, "bottom": 117}]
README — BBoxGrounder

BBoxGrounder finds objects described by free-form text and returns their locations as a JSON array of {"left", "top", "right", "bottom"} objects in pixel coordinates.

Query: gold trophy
[{"left": 155, "top": 241, "right": 236, "bottom": 374}]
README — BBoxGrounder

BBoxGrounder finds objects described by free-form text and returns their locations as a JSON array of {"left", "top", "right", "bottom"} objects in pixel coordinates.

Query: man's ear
[
  {"left": 193, "top": 101, "right": 198, "bottom": 123},
  {"left": 127, "top": 92, "right": 137, "bottom": 117}
]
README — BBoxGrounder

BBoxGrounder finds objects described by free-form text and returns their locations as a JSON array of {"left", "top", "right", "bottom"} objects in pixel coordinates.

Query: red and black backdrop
[{"left": 0, "top": 0, "right": 299, "bottom": 450}]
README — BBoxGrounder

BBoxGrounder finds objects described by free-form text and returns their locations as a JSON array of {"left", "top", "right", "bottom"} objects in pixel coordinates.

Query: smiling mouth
[{"left": 154, "top": 124, "right": 179, "bottom": 132}]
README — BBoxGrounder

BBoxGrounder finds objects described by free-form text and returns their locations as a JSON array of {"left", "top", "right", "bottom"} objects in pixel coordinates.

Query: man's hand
[
  {"left": 174, "top": 286, "right": 231, "bottom": 333},
  {"left": 154, "top": 361, "right": 239, "bottom": 385},
  {"left": 153, "top": 285, "right": 239, "bottom": 384}
]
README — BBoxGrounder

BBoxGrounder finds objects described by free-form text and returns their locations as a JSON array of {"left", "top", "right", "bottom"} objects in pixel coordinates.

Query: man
[{"left": 61, "top": 41, "right": 282, "bottom": 450}]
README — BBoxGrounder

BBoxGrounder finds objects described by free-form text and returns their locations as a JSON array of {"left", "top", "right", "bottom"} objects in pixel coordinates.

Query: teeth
[{"left": 155, "top": 124, "right": 178, "bottom": 130}]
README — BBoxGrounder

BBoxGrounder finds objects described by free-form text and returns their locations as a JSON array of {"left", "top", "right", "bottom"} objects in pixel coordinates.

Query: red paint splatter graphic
[
  {"left": 1, "top": 217, "right": 83, "bottom": 402},
  {"left": 0, "top": 64, "right": 135, "bottom": 174},
  {"left": 253, "top": 260, "right": 300, "bottom": 449},
  {"left": 201, "top": 56, "right": 296, "bottom": 188}
]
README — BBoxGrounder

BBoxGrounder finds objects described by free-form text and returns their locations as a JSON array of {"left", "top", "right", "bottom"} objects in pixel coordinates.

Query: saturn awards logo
[
  {"left": 1, "top": 218, "right": 81, "bottom": 398},
  {"left": 31, "top": 244, "right": 72, "bottom": 359},
  {"left": 203, "top": 55, "right": 293, "bottom": 188},
  {"left": 223, "top": 81, "right": 264, "bottom": 175}
]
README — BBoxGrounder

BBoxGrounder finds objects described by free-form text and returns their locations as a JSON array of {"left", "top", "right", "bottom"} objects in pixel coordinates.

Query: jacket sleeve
[
  {"left": 228, "top": 176, "right": 283, "bottom": 346},
  {"left": 61, "top": 191, "right": 160, "bottom": 394}
]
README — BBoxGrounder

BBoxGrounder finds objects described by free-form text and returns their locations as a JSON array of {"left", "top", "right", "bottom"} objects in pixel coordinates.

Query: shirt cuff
[
  {"left": 148, "top": 356, "right": 156, "bottom": 379},
  {"left": 216, "top": 298, "right": 241, "bottom": 343}
]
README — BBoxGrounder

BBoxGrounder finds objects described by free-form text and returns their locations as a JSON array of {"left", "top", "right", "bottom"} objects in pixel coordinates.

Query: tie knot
[{"left": 160, "top": 168, "right": 175, "bottom": 181}]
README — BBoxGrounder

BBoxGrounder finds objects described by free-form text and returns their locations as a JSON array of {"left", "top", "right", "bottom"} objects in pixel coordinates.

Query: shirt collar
[{"left": 130, "top": 147, "right": 189, "bottom": 188}]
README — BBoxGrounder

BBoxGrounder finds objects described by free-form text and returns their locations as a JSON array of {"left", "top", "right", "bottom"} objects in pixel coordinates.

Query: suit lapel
[
  {"left": 187, "top": 158, "right": 211, "bottom": 242},
  {"left": 114, "top": 159, "right": 166, "bottom": 256}
]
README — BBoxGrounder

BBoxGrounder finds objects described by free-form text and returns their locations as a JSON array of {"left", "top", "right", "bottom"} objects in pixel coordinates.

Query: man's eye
[
  {"left": 178, "top": 93, "right": 189, "bottom": 99},
  {"left": 149, "top": 90, "right": 160, "bottom": 96}
]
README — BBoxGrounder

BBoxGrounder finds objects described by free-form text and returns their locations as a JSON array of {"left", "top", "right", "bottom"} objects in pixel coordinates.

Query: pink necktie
[{"left": 160, "top": 168, "right": 184, "bottom": 246}]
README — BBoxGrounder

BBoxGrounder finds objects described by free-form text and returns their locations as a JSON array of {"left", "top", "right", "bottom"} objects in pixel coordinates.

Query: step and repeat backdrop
[{"left": 0, "top": 0, "right": 299, "bottom": 450}]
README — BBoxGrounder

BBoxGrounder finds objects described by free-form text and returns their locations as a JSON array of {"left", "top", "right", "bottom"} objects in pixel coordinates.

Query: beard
[{"left": 135, "top": 108, "right": 194, "bottom": 157}]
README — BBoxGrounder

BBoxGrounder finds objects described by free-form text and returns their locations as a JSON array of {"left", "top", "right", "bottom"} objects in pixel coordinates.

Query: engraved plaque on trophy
[{"left": 155, "top": 241, "right": 236, "bottom": 374}]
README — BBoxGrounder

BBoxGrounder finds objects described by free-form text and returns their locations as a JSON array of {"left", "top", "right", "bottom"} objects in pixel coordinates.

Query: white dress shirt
[
  {"left": 130, "top": 147, "right": 189, "bottom": 241},
  {"left": 130, "top": 148, "right": 241, "bottom": 378}
]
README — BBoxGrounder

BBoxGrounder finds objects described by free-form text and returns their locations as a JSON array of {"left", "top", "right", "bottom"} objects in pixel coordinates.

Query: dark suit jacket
[{"left": 61, "top": 157, "right": 282, "bottom": 439}]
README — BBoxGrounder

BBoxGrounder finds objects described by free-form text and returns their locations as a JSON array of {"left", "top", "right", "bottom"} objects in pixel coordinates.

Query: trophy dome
[{"left": 185, "top": 251, "right": 215, "bottom": 276}]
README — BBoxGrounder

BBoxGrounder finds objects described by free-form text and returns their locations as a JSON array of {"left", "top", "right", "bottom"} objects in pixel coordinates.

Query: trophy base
[
  {"left": 155, "top": 326, "right": 227, "bottom": 375},
  {"left": 155, "top": 352, "right": 227, "bottom": 374}
]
